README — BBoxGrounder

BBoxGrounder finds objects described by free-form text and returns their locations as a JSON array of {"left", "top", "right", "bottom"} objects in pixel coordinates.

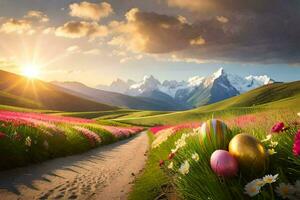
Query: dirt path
[{"left": 0, "top": 132, "right": 148, "bottom": 200}]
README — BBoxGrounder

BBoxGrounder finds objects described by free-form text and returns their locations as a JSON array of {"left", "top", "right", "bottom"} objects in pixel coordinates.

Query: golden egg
[{"left": 229, "top": 133, "right": 268, "bottom": 176}]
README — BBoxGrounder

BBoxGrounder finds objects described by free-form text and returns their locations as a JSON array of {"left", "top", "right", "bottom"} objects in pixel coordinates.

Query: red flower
[
  {"left": 159, "top": 160, "right": 165, "bottom": 167},
  {"left": 168, "top": 152, "right": 175, "bottom": 160},
  {"left": 0, "top": 132, "right": 6, "bottom": 139},
  {"left": 293, "top": 130, "right": 300, "bottom": 156},
  {"left": 13, "top": 132, "right": 22, "bottom": 141},
  {"left": 271, "top": 122, "right": 285, "bottom": 133}
]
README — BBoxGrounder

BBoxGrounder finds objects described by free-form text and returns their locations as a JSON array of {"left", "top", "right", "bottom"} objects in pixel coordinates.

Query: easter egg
[
  {"left": 210, "top": 150, "right": 239, "bottom": 177},
  {"left": 199, "top": 119, "right": 231, "bottom": 150},
  {"left": 229, "top": 133, "right": 268, "bottom": 175}
]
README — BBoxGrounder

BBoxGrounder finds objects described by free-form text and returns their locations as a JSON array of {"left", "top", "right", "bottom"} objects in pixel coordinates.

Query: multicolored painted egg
[
  {"left": 199, "top": 119, "right": 231, "bottom": 150},
  {"left": 229, "top": 133, "right": 268, "bottom": 175},
  {"left": 210, "top": 150, "right": 239, "bottom": 177}
]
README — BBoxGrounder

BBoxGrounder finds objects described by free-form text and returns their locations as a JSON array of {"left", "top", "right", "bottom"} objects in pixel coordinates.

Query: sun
[{"left": 21, "top": 63, "right": 40, "bottom": 79}]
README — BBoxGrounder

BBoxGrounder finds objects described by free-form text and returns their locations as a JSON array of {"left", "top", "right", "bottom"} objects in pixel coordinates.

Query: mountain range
[
  {"left": 97, "top": 68, "right": 274, "bottom": 107},
  {"left": 0, "top": 68, "right": 277, "bottom": 112},
  {"left": 0, "top": 70, "right": 117, "bottom": 112},
  {"left": 52, "top": 81, "right": 189, "bottom": 111}
]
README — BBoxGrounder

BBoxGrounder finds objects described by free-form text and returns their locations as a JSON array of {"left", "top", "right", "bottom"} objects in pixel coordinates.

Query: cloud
[
  {"left": 0, "top": 58, "right": 18, "bottom": 69},
  {"left": 166, "top": 0, "right": 295, "bottom": 14},
  {"left": 83, "top": 48, "right": 101, "bottom": 55},
  {"left": 190, "top": 36, "right": 205, "bottom": 46},
  {"left": 24, "top": 10, "right": 49, "bottom": 23},
  {"left": 43, "top": 27, "right": 55, "bottom": 34},
  {"left": 216, "top": 16, "right": 228, "bottom": 23},
  {"left": 166, "top": 0, "right": 205, "bottom": 12},
  {"left": 109, "top": 8, "right": 201, "bottom": 53},
  {"left": 55, "top": 21, "right": 108, "bottom": 39},
  {"left": 0, "top": 18, "right": 32, "bottom": 34},
  {"left": 69, "top": 1, "right": 113, "bottom": 21},
  {"left": 120, "top": 54, "right": 143, "bottom": 63},
  {"left": 109, "top": 1, "right": 300, "bottom": 65},
  {"left": 0, "top": 10, "right": 50, "bottom": 35},
  {"left": 66, "top": 45, "right": 81, "bottom": 54}
]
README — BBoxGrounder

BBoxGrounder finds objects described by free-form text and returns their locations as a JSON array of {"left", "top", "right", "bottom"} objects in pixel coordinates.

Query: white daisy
[
  {"left": 253, "top": 179, "right": 266, "bottom": 187},
  {"left": 175, "top": 137, "right": 186, "bottom": 149},
  {"left": 268, "top": 148, "right": 277, "bottom": 155},
  {"left": 261, "top": 134, "right": 272, "bottom": 142},
  {"left": 276, "top": 183, "right": 295, "bottom": 199},
  {"left": 191, "top": 127, "right": 201, "bottom": 136},
  {"left": 168, "top": 162, "right": 174, "bottom": 170},
  {"left": 244, "top": 181, "right": 261, "bottom": 197},
  {"left": 178, "top": 160, "right": 190, "bottom": 175},
  {"left": 263, "top": 174, "right": 279, "bottom": 184},
  {"left": 270, "top": 140, "right": 279, "bottom": 148},
  {"left": 25, "top": 136, "right": 32, "bottom": 147},
  {"left": 191, "top": 152, "right": 199, "bottom": 161}
]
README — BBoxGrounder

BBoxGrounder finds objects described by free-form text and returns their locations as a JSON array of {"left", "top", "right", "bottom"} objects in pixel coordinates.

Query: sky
[{"left": 0, "top": 0, "right": 299, "bottom": 87}]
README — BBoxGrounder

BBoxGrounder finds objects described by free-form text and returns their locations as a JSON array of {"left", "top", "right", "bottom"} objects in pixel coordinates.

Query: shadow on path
[{"left": 0, "top": 134, "right": 141, "bottom": 195}]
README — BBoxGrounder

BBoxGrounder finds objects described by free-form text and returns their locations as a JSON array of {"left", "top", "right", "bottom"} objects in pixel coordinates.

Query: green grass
[
  {"left": 0, "top": 104, "right": 59, "bottom": 113},
  {"left": 130, "top": 109, "right": 300, "bottom": 200},
  {"left": 0, "top": 111, "right": 143, "bottom": 170},
  {"left": 95, "top": 119, "right": 133, "bottom": 127},
  {"left": 116, "top": 81, "right": 300, "bottom": 126},
  {"left": 52, "top": 109, "right": 137, "bottom": 119},
  {"left": 52, "top": 109, "right": 166, "bottom": 120},
  {"left": 129, "top": 131, "right": 185, "bottom": 200}
]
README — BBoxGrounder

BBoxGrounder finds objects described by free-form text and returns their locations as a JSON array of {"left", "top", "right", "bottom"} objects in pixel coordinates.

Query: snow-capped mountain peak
[
  {"left": 187, "top": 76, "right": 205, "bottom": 87},
  {"left": 97, "top": 68, "right": 274, "bottom": 105},
  {"left": 128, "top": 75, "right": 161, "bottom": 95},
  {"left": 245, "top": 75, "right": 274, "bottom": 85},
  {"left": 212, "top": 67, "right": 225, "bottom": 79},
  {"left": 202, "top": 67, "right": 227, "bottom": 87}
]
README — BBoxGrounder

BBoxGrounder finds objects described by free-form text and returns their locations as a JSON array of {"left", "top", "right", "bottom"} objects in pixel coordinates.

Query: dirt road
[{"left": 0, "top": 132, "right": 148, "bottom": 200}]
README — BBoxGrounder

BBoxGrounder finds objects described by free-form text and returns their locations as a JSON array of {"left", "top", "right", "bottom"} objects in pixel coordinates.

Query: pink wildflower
[
  {"left": 271, "top": 122, "right": 285, "bottom": 133},
  {"left": 74, "top": 126, "right": 101, "bottom": 147},
  {"left": 100, "top": 125, "right": 143, "bottom": 138},
  {"left": 13, "top": 132, "right": 22, "bottom": 141},
  {"left": 150, "top": 125, "right": 172, "bottom": 134},
  {"left": 168, "top": 152, "right": 175, "bottom": 160},
  {"left": 0, "top": 132, "right": 6, "bottom": 139},
  {"left": 293, "top": 130, "right": 300, "bottom": 156},
  {"left": 159, "top": 160, "right": 165, "bottom": 167}
]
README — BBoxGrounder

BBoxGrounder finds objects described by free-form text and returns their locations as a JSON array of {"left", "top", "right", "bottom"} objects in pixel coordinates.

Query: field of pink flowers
[{"left": 0, "top": 110, "right": 143, "bottom": 170}]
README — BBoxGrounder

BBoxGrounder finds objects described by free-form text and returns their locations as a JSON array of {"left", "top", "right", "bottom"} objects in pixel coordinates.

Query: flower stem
[{"left": 269, "top": 184, "right": 274, "bottom": 200}]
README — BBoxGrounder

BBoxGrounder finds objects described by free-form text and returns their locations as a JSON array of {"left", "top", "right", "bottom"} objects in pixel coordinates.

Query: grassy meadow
[
  {"left": 127, "top": 81, "right": 300, "bottom": 200},
  {"left": 130, "top": 109, "right": 300, "bottom": 200},
  {"left": 0, "top": 109, "right": 144, "bottom": 170},
  {"left": 115, "top": 81, "right": 300, "bottom": 126}
]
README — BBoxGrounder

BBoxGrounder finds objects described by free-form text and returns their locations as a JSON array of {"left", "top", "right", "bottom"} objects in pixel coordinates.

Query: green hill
[
  {"left": 0, "top": 70, "right": 117, "bottom": 112},
  {"left": 115, "top": 81, "right": 300, "bottom": 126}
]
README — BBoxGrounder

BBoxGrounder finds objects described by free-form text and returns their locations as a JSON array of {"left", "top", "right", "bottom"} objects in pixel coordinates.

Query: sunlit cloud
[
  {"left": 66, "top": 45, "right": 81, "bottom": 54},
  {"left": 55, "top": 21, "right": 108, "bottom": 39},
  {"left": 42, "top": 27, "right": 55, "bottom": 34},
  {"left": 0, "top": 58, "right": 18, "bottom": 69},
  {"left": 24, "top": 10, "right": 49, "bottom": 23},
  {"left": 108, "top": 8, "right": 202, "bottom": 53},
  {"left": 83, "top": 48, "right": 101, "bottom": 55},
  {"left": 216, "top": 16, "right": 229, "bottom": 23},
  {"left": 69, "top": 1, "right": 113, "bottom": 21},
  {"left": 0, "top": 18, "right": 32, "bottom": 34},
  {"left": 190, "top": 36, "right": 205, "bottom": 46},
  {"left": 166, "top": 0, "right": 205, "bottom": 11}
]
